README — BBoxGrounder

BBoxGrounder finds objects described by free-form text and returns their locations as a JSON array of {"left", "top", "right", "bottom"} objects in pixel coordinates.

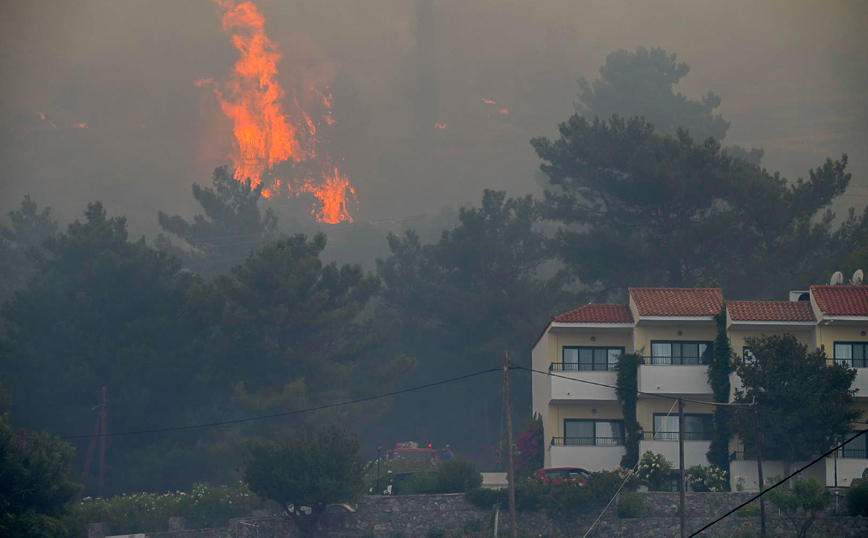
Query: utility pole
[
  {"left": 678, "top": 397, "right": 686, "bottom": 538},
  {"left": 80, "top": 387, "right": 108, "bottom": 498},
  {"left": 376, "top": 442, "right": 382, "bottom": 494},
  {"left": 98, "top": 387, "right": 108, "bottom": 498},
  {"left": 753, "top": 401, "right": 766, "bottom": 536},
  {"left": 502, "top": 352, "right": 518, "bottom": 538}
]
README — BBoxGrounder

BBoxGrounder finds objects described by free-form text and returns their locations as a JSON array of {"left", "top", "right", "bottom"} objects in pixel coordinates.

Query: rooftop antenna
[
  {"left": 830, "top": 271, "right": 844, "bottom": 285},
  {"left": 852, "top": 269, "right": 864, "bottom": 286}
]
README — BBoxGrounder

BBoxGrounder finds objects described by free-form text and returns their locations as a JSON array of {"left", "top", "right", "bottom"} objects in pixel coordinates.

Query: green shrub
[
  {"left": 616, "top": 493, "right": 645, "bottom": 518},
  {"left": 685, "top": 465, "right": 728, "bottom": 492},
  {"left": 426, "top": 528, "right": 447, "bottom": 538},
  {"left": 543, "top": 481, "right": 593, "bottom": 519},
  {"left": 465, "top": 487, "right": 501, "bottom": 509},
  {"left": 736, "top": 502, "right": 760, "bottom": 517},
  {"left": 585, "top": 467, "right": 635, "bottom": 504},
  {"left": 462, "top": 519, "right": 485, "bottom": 532},
  {"left": 637, "top": 451, "right": 673, "bottom": 491},
  {"left": 437, "top": 458, "right": 483, "bottom": 493},
  {"left": 847, "top": 481, "right": 868, "bottom": 516},
  {"left": 72, "top": 482, "right": 260, "bottom": 534}
]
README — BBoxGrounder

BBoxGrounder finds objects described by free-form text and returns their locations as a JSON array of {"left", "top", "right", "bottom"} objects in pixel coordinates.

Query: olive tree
[{"left": 242, "top": 427, "right": 368, "bottom": 535}]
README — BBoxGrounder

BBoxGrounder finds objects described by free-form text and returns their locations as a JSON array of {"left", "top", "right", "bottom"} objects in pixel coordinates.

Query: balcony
[
  {"left": 638, "top": 360, "right": 714, "bottom": 397},
  {"left": 549, "top": 363, "right": 617, "bottom": 402},
  {"left": 827, "top": 358, "right": 868, "bottom": 398},
  {"left": 549, "top": 437, "right": 625, "bottom": 471}
]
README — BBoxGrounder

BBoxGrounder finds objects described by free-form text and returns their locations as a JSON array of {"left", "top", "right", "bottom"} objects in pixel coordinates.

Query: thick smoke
[{"left": 1, "top": 0, "right": 866, "bottom": 235}]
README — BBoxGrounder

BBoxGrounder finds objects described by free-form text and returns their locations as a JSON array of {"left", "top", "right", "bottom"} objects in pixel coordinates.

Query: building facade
[{"left": 531, "top": 286, "right": 868, "bottom": 491}]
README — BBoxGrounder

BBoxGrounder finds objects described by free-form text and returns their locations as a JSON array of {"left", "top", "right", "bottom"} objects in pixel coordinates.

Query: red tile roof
[
  {"left": 728, "top": 301, "right": 815, "bottom": 322},
  {"left": 552, "top": 304, "right": 633, "bottom": 324},
  {"left": 630, "top": 288, "right": 723, "bottom": 317},
  {"left": 811, "top": 285, "right": 868, "bottom": 316}
]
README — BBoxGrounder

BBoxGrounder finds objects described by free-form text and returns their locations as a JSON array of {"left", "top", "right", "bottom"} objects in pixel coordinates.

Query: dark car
[{"left": 534, "top": 467, "right": 591, "bottom": 486}]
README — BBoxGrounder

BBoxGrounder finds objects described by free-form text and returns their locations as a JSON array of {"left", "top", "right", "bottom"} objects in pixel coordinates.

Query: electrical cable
[
  {"left": 60, "top": 366, "right": 501, "bottom": 440},
  {"left": 514, "top": 366, "right": 753, "bottom": 408},
  {"left": 581, "top": 398, "right": 679, "bottom": 538},
  {"left": 687, "top": 428, "right": 868, "bottom": 537}
]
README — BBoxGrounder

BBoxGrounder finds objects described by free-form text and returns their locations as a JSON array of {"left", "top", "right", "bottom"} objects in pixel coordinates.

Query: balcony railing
[
  {"left": 827, "top": 358, "right": 868, "bottom": 368},
  {"left": 550, "top": 362, "right": 616, "bottom": 372},
  {"left": 642, "top": 431, "right": 713, "bottom": 442},
  {"left": 551, "top": 436, "right": 626, "bottom": 447},
  {"left": 646, "top": 356, "right": 712, "bottom": 366},
  {"left": 734, "top": 449, "right": 868, "bottom": 460}
]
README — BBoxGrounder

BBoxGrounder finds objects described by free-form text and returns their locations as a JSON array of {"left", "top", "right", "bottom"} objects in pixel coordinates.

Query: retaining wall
[{"left": 93, "top": 492, "right": 867, "bottom": 538}]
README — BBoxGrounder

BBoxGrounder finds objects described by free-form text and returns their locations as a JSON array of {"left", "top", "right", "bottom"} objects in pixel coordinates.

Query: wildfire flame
[
  {"left": 498, "top": 108, "right": 509, "bottom": 115},
  {"left": 435, "top": 123, "right": 446, "bottom": 130},
  {"left": 482, "top": 98, "right": 496, "bottom": 105},
  {"left": 209, "top": 0, "right": 355, "bottom": 223}
]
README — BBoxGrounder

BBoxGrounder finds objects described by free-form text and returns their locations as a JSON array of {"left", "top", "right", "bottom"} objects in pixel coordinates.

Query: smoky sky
[{"left": 1, "top": 0, "right": 866, "bottom": 238}]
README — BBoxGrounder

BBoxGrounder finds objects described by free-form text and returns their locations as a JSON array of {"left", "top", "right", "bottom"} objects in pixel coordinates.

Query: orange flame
[
  {"left": 209, "top": 1, "right": 355, "bottom": 222},
  {"left": 482, "top": 98, "right": 496, "bottom": 105},
  {"left": 498, "top": 108, "right": 509, "bottom": 115},
  {"left": 435, "top": 123, "right": 446, "bottom": 130},
  {"left": 73, "top": 122, "right": 87, "bottom": 129}
]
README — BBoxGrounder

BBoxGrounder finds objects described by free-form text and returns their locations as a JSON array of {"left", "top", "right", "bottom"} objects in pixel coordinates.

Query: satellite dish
[
  {"left": 853, "top": 269, "right": 865, "bottom": 285},
  {"left": 830, "top": 271, "right": 845, "bottom": 285}
]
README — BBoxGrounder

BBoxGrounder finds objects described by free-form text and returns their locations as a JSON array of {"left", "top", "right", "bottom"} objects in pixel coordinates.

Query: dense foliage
[
  {"left": 155, "top": 166, "right": 278, "bottom": 277},
  {"left": 765, "top": 478, "right": 831, "bottom": 538},
  {"left": 706, "top": 304, "right": 732, "bottom": 474},
  {"left": 0, "top": 415, "right": 79, "bottom": 538},
  {"left": 847, "top": 480, "right": 868, "bottom": 517},
  {"left": 733, "top": 335, "right": 859, "bottom": 467},
  {"left": 614, "top": 353, "right": 641, "bottom": 468},
  {"left": 467, "top": 468, "right": 636, "bottom": 519},
  {"left": 577, "top": 46, "right": 730, "bottom": 143},
  {"left": 637, "top": 451, "right": 673, "bottom": 491},
  {"left": 684, "top": 465, "right": 728, "bottom": 493},
  {"left": 70, "top": 482, "right": 261, "bottom": 536},
  {"left": 0, "top": 196, "right": 58, "bottom": 305},
  {"left": 376, "top": 189, "right": 565, "bottom": 457},
  {"left": 242, "top": 427, "right": 368, "bottom": 534},
  {"left": 533, "top": 115, "right": 850, "bottom": 299}
]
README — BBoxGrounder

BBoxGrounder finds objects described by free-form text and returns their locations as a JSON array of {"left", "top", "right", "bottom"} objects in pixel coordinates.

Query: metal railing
[
  {"left": 642, "top": 431, "right": 713, "bottom": 442},
  {"left": 827, "top": 358, "right": 868, "bottom": 368},
  {"left": 550, "top": 362, "right": 617, "bottom": 372},
  {"left": 551, "top": 436, "right": 625, "bottom": 447},
  {"left": 646, "top": 355, "right": 712, "bottom": 366},
  {"left": 733, "top": 449, "right": 867, "bottom": 460},
  {"left": 838, "top": 448, "right": 868, "bottom": 459}
]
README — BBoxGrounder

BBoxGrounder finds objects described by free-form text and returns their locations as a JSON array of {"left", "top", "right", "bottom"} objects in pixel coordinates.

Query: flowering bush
[
  {"left": 72, "top": 482, "right": 262, "bottom": 535},
  {"left": 684, "top": 465, "right": 729, "bottom": 492},
  {"left": 637, "top": 451, "right": 673, "bottom": 491}
]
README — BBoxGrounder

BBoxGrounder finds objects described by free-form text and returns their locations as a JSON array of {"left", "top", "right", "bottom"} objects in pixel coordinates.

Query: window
[
  {"left": 563, "top": 419, "right": 625, "bottom": 446},
  {"left": 652, "top": 414, "right": 713, "bottom": 441},
  {"left": 650, "top": 341, "right": 713, "bottom": 365},
  {"left": 834, "top": 342, "right": 867, "bottom": 368},
  {"left": 562, "top": 346, "right": 625, "bottom": 371},
  {"left": 837, "top": 431, "right": 867, "bottom": 459}
]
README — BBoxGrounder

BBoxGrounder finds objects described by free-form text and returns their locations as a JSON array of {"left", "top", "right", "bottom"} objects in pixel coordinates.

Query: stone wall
[{"left": 98, "top": 492, "right": 868, "bottom": 538}]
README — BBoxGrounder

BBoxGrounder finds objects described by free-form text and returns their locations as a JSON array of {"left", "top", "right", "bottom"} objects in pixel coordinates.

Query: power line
[
  {"left": 688, "top": 427, "right": 868, "bottom": 537},
  {"left": 514, "top": 366, "right": 752, "bottom": 408},
  {"left": 60, "top": 366, "right": 501, "bottom": 440}
]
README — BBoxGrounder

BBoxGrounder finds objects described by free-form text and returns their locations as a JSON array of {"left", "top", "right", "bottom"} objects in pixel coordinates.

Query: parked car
[{"left": 533, "top": 467, "right": 591, "bottom": 486}]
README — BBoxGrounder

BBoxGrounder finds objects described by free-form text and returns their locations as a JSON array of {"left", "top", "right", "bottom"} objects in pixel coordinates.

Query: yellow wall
[
  {"left": 550, "top": 403, "right": 623, "bottom": 437},
  {"left": 550, "top": 331, "right": 633, "bottom": 364},
  {"left": 815, "top": 325, "right": 868, "bottom": 356},
  {"left": 636, "top": 398, "right": 713, "bottom": 433},
  {"left": 729, "top": 329, "right": 814, "bottom": 358},
  {"left": 633, "top": 324, "right": 717, "bottom": 356}
]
